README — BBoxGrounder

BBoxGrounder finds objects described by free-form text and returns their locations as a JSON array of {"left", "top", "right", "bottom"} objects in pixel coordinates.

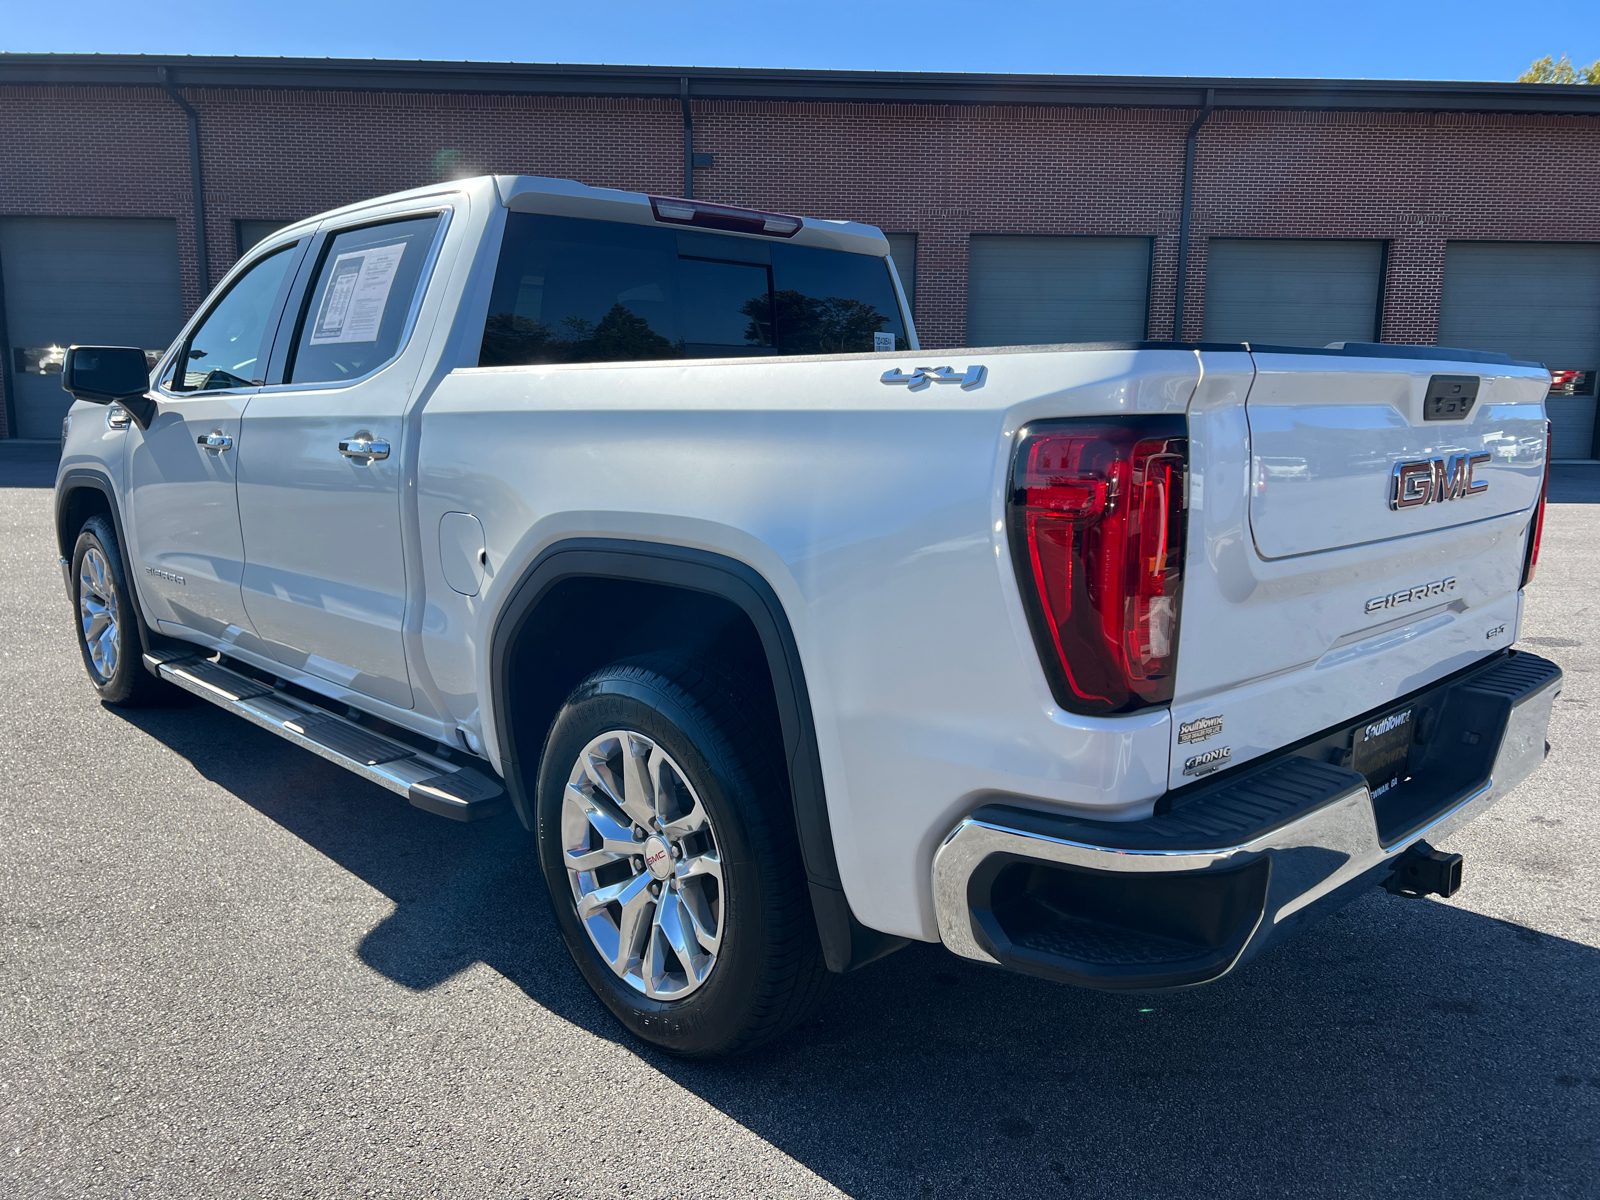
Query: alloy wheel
[
  {"left": 78, "top": 546, "right": 121, "bottom": 681},
  {"left": 562, "top": 730, "right": 724, "bottom": 999}
]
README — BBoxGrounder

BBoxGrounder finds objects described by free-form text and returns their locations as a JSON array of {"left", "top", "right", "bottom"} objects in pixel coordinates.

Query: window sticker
[
  {"left": 310, "top": 242, "right": 408, "bottom": 345},
  {"left": 873, "top": 332, "right": 895, "bottom": 353}
]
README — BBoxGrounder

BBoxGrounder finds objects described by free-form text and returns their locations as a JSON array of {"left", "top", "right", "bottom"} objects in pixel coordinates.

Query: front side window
[
  {"left": 479, "top": 213, "right": 908, "bottom": 368},
  {"left": 174, "top": 244, "right": 296, "bottom": 391},
  {"left": 287, "top": 215, "right": 442, "bottom": 386}
]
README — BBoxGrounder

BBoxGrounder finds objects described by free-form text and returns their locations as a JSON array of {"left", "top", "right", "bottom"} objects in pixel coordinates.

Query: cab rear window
[{"left": 478, "top": 213, "right": 908, "bottom": 367}]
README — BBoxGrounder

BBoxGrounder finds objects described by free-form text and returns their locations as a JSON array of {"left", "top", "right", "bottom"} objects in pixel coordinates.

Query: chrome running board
[{"left": 144, "top": 648, "right": 507, "bottom": 822}]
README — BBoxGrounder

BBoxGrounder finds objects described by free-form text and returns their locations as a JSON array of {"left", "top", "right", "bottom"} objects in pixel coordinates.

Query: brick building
[{"left": 2, "top": 54, "right": 1598, "bottom": 454}]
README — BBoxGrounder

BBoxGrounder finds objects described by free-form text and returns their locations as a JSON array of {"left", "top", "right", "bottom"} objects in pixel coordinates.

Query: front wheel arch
[
  {"left": 56, "top": 472, "right": 118, "bottom": 563},
  {"left": 55, "top": 471, "right": 170, "bottom": 670}
]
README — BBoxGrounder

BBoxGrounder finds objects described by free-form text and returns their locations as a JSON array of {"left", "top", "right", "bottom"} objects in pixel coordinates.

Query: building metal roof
[{"left": 3, "top": 53, "right": 1600, "bottom": 116}]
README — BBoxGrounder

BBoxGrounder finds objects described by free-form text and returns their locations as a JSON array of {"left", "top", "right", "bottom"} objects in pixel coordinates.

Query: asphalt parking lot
[{"left": 2, "top": 441, "right": 1597, "bottom": 1199}]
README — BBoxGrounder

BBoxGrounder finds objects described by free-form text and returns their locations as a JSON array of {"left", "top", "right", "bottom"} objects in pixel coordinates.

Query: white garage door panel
[
  {"left": 1202, "top": 238, "right": 1384, "bottom": 348},
  {"left": 1439, "top": 241, "right": 1600, "bottom": 461},
  {"left": 2, "top": 217, "right": 183, "bottom": 440},
  {"left": 967, "top": 235, "right": 1150, "bottom": 348}
]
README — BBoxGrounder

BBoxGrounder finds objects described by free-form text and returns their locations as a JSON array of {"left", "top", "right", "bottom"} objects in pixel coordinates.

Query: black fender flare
[
  {"left": 488, "top": 537, "right": 906, "bottom": 973},
  {"left": 55, "top": 468, "right": 122, "bottom": 560},
  {"left": 55, "top": 468, "right": 172, "bottom": 666}
]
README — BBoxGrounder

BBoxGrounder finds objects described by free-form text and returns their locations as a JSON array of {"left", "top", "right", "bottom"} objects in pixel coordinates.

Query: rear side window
[
  {"left": 287, "top": 214, "right": 442, "bottom": 386},
  {"left": 479, "top": 213, "right": 908, "bottom": 367},
  {"left": 770, "top": 243, "right": 907, "bottom": 355}
]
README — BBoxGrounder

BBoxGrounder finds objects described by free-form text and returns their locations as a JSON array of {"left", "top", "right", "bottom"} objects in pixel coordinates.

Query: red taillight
[
  {"left": 1522, "top": 419, "right": 1550, "bottom": 588},
  {"left": 1009, "top": 418, "right": 1188, "bottom": 715},
  {"left": 648, "top": 196, "right": 803, "bottom": 238}
]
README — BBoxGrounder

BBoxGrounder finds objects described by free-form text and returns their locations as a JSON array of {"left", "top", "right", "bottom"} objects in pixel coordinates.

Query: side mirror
[{"left": 62, "top": 346, "right": 156, "bottom": 428}]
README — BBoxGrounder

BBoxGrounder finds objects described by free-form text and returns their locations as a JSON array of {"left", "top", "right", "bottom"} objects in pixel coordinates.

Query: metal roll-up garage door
[
  {"left": 1, "top": 217, "right": 183, "bottom": 441},
  {"left": 1201, "top": 238, "right": 1385, "bottom": 347},
  {"left": 237, "top": 219, "right": 292, "bottom": 256},
  {"left": 1439, "top": 241, "right": 1600, "bottom": 461},
  {"left": 886, "top": 232, "right": 917, "bottom": 322},
  {"left": 966, "top": 235, "right": 1150, "bottom": 347}
]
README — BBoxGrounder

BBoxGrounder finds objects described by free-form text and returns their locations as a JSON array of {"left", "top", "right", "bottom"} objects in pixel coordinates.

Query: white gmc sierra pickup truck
[{"left": 54, "top": 175, "right": 1560, "bottom": 1057}]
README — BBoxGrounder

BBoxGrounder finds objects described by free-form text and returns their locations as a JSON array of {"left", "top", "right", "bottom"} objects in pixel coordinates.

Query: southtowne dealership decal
[{"left": 1178, "top": 714, "right": 1224, "bottom": 744}]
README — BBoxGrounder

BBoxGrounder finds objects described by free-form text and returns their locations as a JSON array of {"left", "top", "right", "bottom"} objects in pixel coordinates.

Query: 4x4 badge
[{"left": 880, "top": 364, "right": 986, "bottom": 391}]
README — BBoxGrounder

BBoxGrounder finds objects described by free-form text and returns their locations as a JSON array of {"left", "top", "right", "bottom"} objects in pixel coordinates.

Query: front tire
[
  {"left": 535, "top": 654, "right": 829, "bottom": 1057},
  {"left": 71, "top": 514, "right": 168, "bottom": 706}
]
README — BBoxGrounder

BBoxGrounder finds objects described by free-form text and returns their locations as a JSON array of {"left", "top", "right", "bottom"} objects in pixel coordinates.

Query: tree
[
  {"left": 479, "top": 312, "right": 551, "bottom": 365},
  {"left": 1519, "top": 54, "right": 1600, "bottom": 85},
  {"left": 477, "top": 304, "right": 681, "bottom": 365},
  {"left": 587, "top": 303, "right": 678, "bottom": 361},
  {"left": 755, "top": 290, "right": 894, "bottom": 355}
]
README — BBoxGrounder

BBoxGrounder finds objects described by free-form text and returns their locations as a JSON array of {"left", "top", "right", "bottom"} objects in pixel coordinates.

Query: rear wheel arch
[{"left": 488, "top": 538, "right": 906, "bottom": 973}]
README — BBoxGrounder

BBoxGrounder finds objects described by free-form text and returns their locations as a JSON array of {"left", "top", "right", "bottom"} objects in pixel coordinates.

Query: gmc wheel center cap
[{"left": 643, "top": 836, "right": 674, "bottom": 880}]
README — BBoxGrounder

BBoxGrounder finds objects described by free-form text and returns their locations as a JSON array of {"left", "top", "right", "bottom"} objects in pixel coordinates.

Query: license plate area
[{"left": 1349, "top": 703, "right": 1417, "bottom": 799}]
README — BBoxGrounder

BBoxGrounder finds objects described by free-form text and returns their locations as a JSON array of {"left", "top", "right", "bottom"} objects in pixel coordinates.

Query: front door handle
[
  {"left": 338, "top": 434, "right": 390, "bottom": 462},
  {"left": 197, "top": 430, "right": 234, "bottom": 454}
]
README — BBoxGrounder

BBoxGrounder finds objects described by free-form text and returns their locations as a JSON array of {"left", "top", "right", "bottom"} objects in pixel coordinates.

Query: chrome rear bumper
[{"left": 932, "top": 651, "right": 1561, "bottom": 990}]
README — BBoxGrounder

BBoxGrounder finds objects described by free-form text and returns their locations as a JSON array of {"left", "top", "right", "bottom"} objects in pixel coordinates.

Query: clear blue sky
[{"left": 5, "top": 0, "right": 1596, "bottom": 81}]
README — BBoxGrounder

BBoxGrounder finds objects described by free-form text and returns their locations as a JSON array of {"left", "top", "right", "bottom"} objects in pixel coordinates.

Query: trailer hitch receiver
[{"left": 1384, "top": 841, "right": 1464, "bottom": 899}]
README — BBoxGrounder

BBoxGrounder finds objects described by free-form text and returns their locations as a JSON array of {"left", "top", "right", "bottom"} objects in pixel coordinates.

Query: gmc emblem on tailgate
[{"left": 1390, "top": 453, "right": 1491, "bottom": 510}]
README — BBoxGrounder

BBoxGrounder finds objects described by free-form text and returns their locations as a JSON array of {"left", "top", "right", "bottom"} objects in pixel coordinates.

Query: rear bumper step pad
[{"left": 148, "top": 651, "right": 506, "bottom": 822}]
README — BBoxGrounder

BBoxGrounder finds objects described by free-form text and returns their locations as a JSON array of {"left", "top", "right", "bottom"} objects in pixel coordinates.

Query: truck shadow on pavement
[{"left": 114, "top": 701, "right": 1600, "bottom": 1200}]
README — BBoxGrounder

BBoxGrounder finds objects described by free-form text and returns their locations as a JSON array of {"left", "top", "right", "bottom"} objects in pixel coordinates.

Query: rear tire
[
  {"left": 71, "top": 514, "right": 171, "bottom": 706},
  {"left": 535, "top": 654, "right": 830, "bottom": 1057}
]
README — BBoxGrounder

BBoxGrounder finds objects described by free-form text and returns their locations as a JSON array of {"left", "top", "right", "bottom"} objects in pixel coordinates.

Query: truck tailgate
[
  {"left": 1246, "top": 352, "right": 1546, "bottom": 559},
  {"left": 1168, "top": 348, "right": 1549, "bottom": 792}
]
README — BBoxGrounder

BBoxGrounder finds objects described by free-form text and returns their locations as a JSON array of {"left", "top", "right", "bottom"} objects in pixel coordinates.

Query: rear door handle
[
  {"left": 338, "top": 435, "right": 390, "bottom": 462},
  {"left": 197, "top": 431, "right": 233, "bottom": 454}
]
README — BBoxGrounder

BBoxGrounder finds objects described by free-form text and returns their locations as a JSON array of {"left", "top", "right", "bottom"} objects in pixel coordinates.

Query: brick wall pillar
[
  {"left": 1381, "top": 234, "right": 1448, "bottom": 346},
  {"left": 914, "top": 227, "right": 970, "bottom": 350},
  {"left": 1146, "top": 232, "right": 1179, "bottom": 342}
]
